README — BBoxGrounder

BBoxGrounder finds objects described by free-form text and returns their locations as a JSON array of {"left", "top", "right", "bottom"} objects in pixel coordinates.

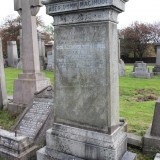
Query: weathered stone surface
[
  {"left": 121, "top": 151, "right": 137, "bottom": 160},
  {"left": 37, "top": 0, "right": 136, "bottom": 159},
  {"left": 7, "top": 41, "right": 18, "bottom": 67},
  {"left": 14, "top": 86, "right": 54, "bottom": 144},
  {"left": 0, "top": 129, "right": 38, "bottom": 160},
  {"left": 153, "top": 44, "right": 160, "bottom": 75},
  {"left": 127, "top": 133, "right": 142, "bottom": 148},
  {"left": 143, "top": 126, "right": 160, "bottom": 155},
  {"left": 0, "top": 38, "right": 7, "bottom": 109},
  {"left": 37, "top": 124, "right": 127, "bottom": 160}
]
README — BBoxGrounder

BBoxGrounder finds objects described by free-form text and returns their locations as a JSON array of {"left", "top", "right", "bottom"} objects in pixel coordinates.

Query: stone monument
[
  {"left": 12, "top": 0, "right": 50, "bottom": 107},
  {"left": 37, "top": 0, "right": 136, "bottom": 160},
  {"left": 0, "top": 38, "right": 7, "bottom": 109},
  {"left": 7, "top": 41, "right": 18, "bottom": 68},
  {"left": 153, "top": 43, "right": 160, "bottom": 75},
  {"left": 143, "top": 98, "right": 160, "bottom": 155},
  {"left": 132, "top": 61, "right": 152, "bottom": 78},
  {"left": 118, "top": 31, "right": 125, "bottom": 76},
  {"left": 38, "top": 32, "right": 46, "bottom": 69},
  {"left": 46, "top": 42, "right": 54, "bottom": 71},
  {"left": 17, "top": 29, "right": 23, "bottom": 69}
]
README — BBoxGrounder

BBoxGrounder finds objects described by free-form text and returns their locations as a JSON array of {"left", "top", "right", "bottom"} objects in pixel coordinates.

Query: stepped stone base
[
  {"left": 13, "top": 73, "right": 50, "bottom": 105},
  {"left": 37, "top": 123, "right": 136, "bottom": 160}
]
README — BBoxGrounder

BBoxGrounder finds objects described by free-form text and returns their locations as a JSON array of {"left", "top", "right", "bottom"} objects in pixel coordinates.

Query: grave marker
[
  {"left": 12, "top": 0, "right": 50, "bottom": 108},
  {"left": 7, "top": 41, "right": 18, "bottom": 68},
  {"left": 132, "top": 61, "right": 152, "bottom": 78},
  {"left": 37, "top": 0, "right": 136, "bottom": 159},
  {"left": 153, "top": 43, "right": 160, "bottom": 75},
  {"left": 0, "top": 38, "right": 7, "bottom": 109}
]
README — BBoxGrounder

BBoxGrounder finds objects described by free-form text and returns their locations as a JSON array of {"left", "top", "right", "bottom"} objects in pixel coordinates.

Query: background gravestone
[
  {"left": 153, "top": 43, "right": 160, "bottom": 75},
  {"left": 37, "top": 0, "right": 136, "bottom": 160},
  {"left": 7, "top": 41, "right": 18, "bottom": 68},
  {"left": 0, "top": 38, "right": 7, "bottom": 109},
  {"left": 132, "top": 61, "right": 152, "bottom": 78}
]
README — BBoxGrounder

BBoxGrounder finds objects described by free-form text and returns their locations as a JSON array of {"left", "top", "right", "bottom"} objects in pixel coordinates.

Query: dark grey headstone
[{"left": 151, "top": 98, "right": 160, "bottom": 137}]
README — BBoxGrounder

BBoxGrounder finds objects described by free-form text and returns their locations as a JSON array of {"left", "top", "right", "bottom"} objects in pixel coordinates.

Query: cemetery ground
[{"left": 0, "top": 65, "right": 159, "bottom": 160}]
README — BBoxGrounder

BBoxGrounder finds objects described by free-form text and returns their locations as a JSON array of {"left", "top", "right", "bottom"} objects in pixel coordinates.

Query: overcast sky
[{"left": 0, "top": 0, "right": 160, "bottom": 29}]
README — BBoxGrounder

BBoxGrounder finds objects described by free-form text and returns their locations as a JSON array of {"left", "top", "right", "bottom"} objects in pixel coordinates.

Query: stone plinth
[
  {"left": 37, "top": 124, "right": 136, "bottom": 160},
  {"left": 153, "top": 43, "right": 160, "bottom": 75},
  {"left": 13, "top": 73, "right": 50, "bottom": 105},
  {"left": 0, "top": 38, "right": 7, "bottom": 109},
  {"left": 37, "top": 0, "right": 136, "bottom": 159},
  {"left": 143, "top": 98, "right": 160, "bottom": 155},
  {"left": 7, "top": 41, "right": 18, "bottom": 68}
]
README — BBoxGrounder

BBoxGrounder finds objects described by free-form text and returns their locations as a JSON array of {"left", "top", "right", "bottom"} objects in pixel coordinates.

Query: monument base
[
  {"left": 153, "top": 66, "right": 160, "bottom": 75},
  {"left": 132, "top": 72, "right": 152, "bottom": 79},
  {"left": 13, "top": 73, "right": 50, "bottom": 105},
  {"left": 37, "top": 123, "right": 136, "bottom": 160},
  {"left": 143, "top": 126, "right": 160, "bottom": 156}
]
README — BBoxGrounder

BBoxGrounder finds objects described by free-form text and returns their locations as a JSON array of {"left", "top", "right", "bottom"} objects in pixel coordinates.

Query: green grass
[
  {"left": 120, "top": 64, "right": 159, "bottom": 136},
  {"left": 1, "top": 66, "right": 159, "bottom": 160}
]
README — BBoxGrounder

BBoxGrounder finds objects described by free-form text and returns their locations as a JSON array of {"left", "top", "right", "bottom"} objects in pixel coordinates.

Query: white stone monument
[
  {"left": 132, "top": 61, "right": 152, "bottom": 78},
  {"left": 12, "top": 0, "right": 50, "bottom": 107},
  {"left": 0, "top": 38, "right": 7, "bottom": 109},
  {"left": 7, "top": 41, "right": 18, "bottom": 68},
  {"left": 37, "top": 0, "right": 136, "bottom": 160}
]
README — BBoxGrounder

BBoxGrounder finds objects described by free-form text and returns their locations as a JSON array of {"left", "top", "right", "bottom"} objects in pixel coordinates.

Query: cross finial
[{"left": 14, "top": 0, "right": 43, "bottom": 15}]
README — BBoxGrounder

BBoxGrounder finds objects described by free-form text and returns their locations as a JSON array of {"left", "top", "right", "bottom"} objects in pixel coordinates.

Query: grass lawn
[
  {"left": 120, "top": 64, "right": 159, "bottom": 136},
  {"left": 0, "top": 65, "right": 159, "bottom": 160}
]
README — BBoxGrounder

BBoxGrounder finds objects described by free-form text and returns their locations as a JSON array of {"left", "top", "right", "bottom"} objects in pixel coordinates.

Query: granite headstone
[
  {"left": 37, "top": 0, "right": 136, "bottom": 160},
  {"left": 7, "top": 41, "right": 18, "bottom": 67}
]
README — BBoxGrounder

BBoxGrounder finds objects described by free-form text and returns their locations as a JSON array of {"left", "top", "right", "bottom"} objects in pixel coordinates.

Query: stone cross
[
  {"left": 11, "top": 0, "right": 50, "bottom": 106},
  {"left": 14, "top": 0, "right": 42, "bottom": 73}
]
